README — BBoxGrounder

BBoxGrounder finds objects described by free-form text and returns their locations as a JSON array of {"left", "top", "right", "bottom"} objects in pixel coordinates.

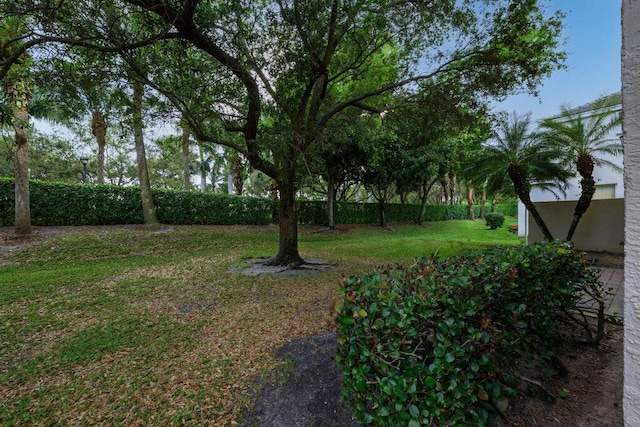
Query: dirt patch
[
  {"left": 243, "top": 326, "right": 623, "bottom": 427},
  {"left": 584, "top": 250, "right": 624, "bottom": 269},
  {"left": 505, "top": 325, "right": 623, "bottom": 426},
  {"left": 230, "top": 258, "right": 336, "bottom": 277},
  {"left": 242, "top": 332, "right": 355, "bottom": 427}
]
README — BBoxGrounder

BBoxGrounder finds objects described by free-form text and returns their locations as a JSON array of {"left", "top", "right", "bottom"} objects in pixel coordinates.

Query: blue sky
[{"left": 496, "top": 0, "right": 621, "bottom": 121}]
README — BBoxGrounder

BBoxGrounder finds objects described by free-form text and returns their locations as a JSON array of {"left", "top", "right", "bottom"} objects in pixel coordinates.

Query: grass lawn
[{"left": 0, "top": 219, "right": 522, "bottom": 425}]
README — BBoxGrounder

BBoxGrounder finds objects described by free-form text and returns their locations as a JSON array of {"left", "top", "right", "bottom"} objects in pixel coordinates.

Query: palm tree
[
  {"left": 540, "top": 93, "right": 622, "bottom": 241},
  {"left": 1, "top": 18, "right": 32, "bottom": 235},
  {"left": 470, "top": 112, "right": 571, "bottom": 241}
]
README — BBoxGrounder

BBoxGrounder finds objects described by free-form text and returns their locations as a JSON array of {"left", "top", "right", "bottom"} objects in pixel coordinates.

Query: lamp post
[{"left": 80, "top": 156, "right": 89, "bottom": 184}]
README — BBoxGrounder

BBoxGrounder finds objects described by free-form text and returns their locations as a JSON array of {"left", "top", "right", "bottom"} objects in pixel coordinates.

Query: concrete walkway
[{"left": 599, "top": 267, "right": 624, "bottom": 319}]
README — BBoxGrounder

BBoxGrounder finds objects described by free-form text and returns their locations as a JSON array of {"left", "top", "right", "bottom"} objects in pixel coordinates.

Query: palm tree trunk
[
  {"left": 440, "top": 176, "right": 448, "bottom": 205},
  {"left": 566, "top": 173, "right": 596, "bottom": 241},
  {"left": 229, "top": 151, "right": 244, "bottom": 195},
  {"left": 448, "top": 171, "right": 456, "bottom": 205},
  {"left": 5, "top": 82, "right": 31, "bottom": 235},
  {"left": 510, "top": 166, "right": 554, "bottom": 241},
  {"left": 479, "top": 186, "right": 487, "bottom": 219},
  {"left": 467, "top": 187, "right": 475, "bottom": 220},
  {"left": 132, "top": 80, "right": 158, "bottom": 225},
  {"left": 13, "top": 96, "right": 31, "bottom": 235}
]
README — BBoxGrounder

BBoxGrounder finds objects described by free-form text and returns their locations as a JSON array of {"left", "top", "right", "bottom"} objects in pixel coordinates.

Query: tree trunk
[
  {"left": 417, "top": 177, "right": 438, "bottom": 225},
  {"left": 327, "top": 173, "right": 335, "bottom": 229},
  {"left": 379, "top": 200, "right": 387, "bottom": 227},
  {"left": 132, "top": 80, "right": 158, "bottom": 225},
  {"left": 566, "top": 155, "right": 596, "bottom": 241},
  {"left": 181, "top": 122, "right": 191, "bottom": 191},
  {"left": 13, "top": 93, "right": 30, "bottom": 235},
  {"left": 479, "top": 186, "right": 487, "bottom": 219},
  {"left": 509, "top": 165, "right": 553, "bottom": 241},
  {"left": 5, "top": 82, "right": 31, "bottom": 235},
  {"left": 271, "top": 178, "right": 303, "bottom": 266},
  {"left": 440, "top": 176, "right": 448, "bottom": 205},
  {"left": 229, "top": 151, "right": 244, "bottom": 195},
  {"left": 448, "top": 171, "right": 456, "bottom": 205},
  {"left": 467, "top": 187, "right": 475, "bottom": 220},
  {"left": 198, "top": 143, "right": 207, "bottom": 191},
  {"left": 91, "top": 112, "right": 107, "bottom": 185}
]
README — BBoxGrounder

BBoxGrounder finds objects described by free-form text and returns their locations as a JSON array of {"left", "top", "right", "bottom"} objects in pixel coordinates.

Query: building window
[{"left": 593, "top": 184, "right": 616, "bottom": 200}]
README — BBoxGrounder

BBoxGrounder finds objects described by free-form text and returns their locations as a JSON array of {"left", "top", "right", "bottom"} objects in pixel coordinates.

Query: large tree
[
  {"left": 1, "top": 0, "right": 566, "bottom": 264},
  {"left": 540, "top": 93, "right": 623, "bottom": 241}
]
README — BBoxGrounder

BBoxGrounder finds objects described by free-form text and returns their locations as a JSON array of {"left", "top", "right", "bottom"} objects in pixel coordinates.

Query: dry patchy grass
[{"left": 0, "top": 222, "right": 521, "bottom": 425}]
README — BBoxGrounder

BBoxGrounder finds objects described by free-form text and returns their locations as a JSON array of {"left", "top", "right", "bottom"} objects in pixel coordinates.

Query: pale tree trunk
[
  {"left": 448, "top": 171, "right": 456, "bottom": 205},
  {"left": 4, "top": 81, "right": 31, "bottom": 235},
  {"left": 440, "top": 176, "right": 448, "bottom": 205},
  {"left": 91, "top": 112, "right": 107, "bottom": 185},
  {"left": 467, "top": 187, "right": 475, "bottom": 220},
  {"left": 181, "top": 122, "right": 191, "bottom": 191},
  {"left": 229, "top": 151, "right": 244, "bottom": 195},
  {"left": 132, "top": 80, "right": 158, "bottom": 225},
  {"left": 5, "top": 82, "right": 31, "bottom": 235},
  {"left": 479, "top": 186, "right": 487, "bottom": 219}
]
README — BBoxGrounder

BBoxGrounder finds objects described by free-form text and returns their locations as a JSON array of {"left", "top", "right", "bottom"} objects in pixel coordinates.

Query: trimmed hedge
[
  {"left": 0, "top": 178, "right": 517, "bottom": 226},
  {"left": 334, "top": 242, "right": 604, "bottom": 426},
  {"left": 0, "top": 179, "right": 275, "bottom": 226}
]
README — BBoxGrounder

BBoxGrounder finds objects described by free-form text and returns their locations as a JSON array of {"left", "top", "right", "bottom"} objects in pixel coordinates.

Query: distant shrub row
[{"left": 0, "top": 178, "right": 517, "bottom": 227}]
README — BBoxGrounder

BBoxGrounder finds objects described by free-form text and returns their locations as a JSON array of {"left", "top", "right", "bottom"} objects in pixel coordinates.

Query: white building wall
[
  {"left": 518, "top": 99, "right": 624, "bottom": 247},
  {"left": 529, "top": 145, "right": 624, "bottom": 202},
  {"left": 622, "top": 0, "right": 640, "bottom": 424}
]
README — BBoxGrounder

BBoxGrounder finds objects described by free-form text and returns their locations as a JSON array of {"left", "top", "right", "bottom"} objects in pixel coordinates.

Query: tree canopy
[{"left": 0, "top": 0, "right": 567, "bottom": 263}]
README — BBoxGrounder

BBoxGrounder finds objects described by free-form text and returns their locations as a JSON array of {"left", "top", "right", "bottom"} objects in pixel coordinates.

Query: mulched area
[{"left": 242, "top": 326, "right": 623, "bottom": 427}]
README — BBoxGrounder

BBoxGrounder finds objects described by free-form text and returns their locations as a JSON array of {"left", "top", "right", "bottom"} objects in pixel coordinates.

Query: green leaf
[{"left": 409, "top": 404, "right": 420, "bottom": 418}]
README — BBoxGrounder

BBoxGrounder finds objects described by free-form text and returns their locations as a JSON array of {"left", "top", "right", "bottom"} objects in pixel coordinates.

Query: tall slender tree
[
  {"left": 130, "top": 77, "right": 158, "bottom": 225},
  {"left": 1, "top": 18, "right": 32, "bottom": 234},
  {"left": 540, "top": 93, "right": 623, "bottom": 241}
]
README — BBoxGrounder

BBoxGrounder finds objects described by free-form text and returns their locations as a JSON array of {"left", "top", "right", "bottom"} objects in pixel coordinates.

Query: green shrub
[
  {"left": 334, "top": 241, "right": 603, "bottom": 426},
  {"left": 0, "top": 178, "right": 276, "bottom": 226},
  {"left": 485, "top": 213, "right": 505, "bottom": 229},
  {"left": 0, "top": 177, "right": 517, "bottom": 226}
]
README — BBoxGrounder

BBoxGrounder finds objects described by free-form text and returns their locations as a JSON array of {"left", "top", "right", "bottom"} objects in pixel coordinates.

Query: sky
[{"left": 495, "top": 0, "right": 622, "bottom": 122}]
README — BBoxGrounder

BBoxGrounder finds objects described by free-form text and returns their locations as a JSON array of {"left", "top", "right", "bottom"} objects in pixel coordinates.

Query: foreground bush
[{"left": 334, "top": 242, "right": 604, "bottom": 426}]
